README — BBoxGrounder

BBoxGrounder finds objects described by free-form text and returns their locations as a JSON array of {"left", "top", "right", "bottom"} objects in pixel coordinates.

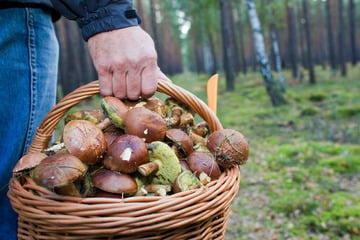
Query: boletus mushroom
[
  {"left": 30, "top": 153, "right": 87, "bottom": 196},
  {"left": 92, "top": 168, "right": 138, "bottom": 196},
  {"left": 123, "top": 107, "right": 167, "bottom": 143},
  {"left": 124, "top": 96, "right": 166, "bottom": 116},
  {"left": 173, "top": 170, "right": 202, "bottom": 193},
  {"left": 63, "top": 119, "right": 107, "bottom": 165},
  {"left": 65, "top": 109, "right": 106, "bottom": 125},
  {"left": 101, "top": 96, "right": 129, "bottom": 128},
  {"left": 13, "top": 152, "right": 48, "bottom": 176},
  {"left": 138, "top": 141, "right": 181, "bottom": 185},
  {"left": 103, "top": 134, "right": 149, "bottom": 173},
  {"left": 165, "top": 129, "right": 193, "bottom": 158},
  {"left": 187, "top": 150, "right": 221, "bottom": 181},
  {"left": 206, "top": 129, "right": 250, "bottom": 168},
  {"left": 103, "top": 127, "right": 124, "bottom": 146}
]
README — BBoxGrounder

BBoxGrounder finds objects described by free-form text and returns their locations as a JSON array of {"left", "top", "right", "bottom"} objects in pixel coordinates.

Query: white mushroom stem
[
  {"left": 138, "top": 161, "right": 160, "bottom": 176},
  {"left": 189, "top": 131, "right": 207, "bottom": 145},
  {"left": 144, "top": 184, "right": 171, "bottom": 196},
  {"left": 96, "top": 118, "right": 112, "bottom": 130},
  {"left": 135, "top": 187, "right": 148, "bottom": 196},
  {"left": 199, "top": 172, "right": 211, "bottom": 185}
]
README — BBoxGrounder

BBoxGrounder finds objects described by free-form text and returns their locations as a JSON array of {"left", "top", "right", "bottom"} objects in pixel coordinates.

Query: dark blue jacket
[{"left": 1, "top": 0, "right": 140, "bottom": 40}]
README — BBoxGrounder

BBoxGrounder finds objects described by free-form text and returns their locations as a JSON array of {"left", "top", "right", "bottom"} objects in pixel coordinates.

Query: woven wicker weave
[{"left": 8, "top": 80, "right": 241, "bottom": 240}]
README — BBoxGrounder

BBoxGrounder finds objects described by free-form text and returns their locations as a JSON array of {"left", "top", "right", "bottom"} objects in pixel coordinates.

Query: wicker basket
[{"left": 8, "top": 80, "right": 241, "bottom": 240}]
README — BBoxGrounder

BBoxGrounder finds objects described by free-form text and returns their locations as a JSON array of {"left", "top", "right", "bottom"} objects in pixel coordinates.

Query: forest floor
[{"left": 170, "top": 66, "right": 360, "bottom": 240}]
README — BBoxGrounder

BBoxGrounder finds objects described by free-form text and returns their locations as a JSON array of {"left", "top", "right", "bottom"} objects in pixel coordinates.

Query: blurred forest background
[
  {"left": 54, "top": 1, "right": 360, "bottom": 239},
  {"left": 55, "top": 0, "right": 359, "bottom": 100}
]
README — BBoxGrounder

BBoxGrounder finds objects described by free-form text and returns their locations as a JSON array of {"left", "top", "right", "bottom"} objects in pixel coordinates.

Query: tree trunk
[
  {"left": 55, "top": 19, "right": 94, "bottom": 96},
  {"left": 234, "top": 0, "right": 247, "bottom": 75},
  {"left": 269, "top": 0, "right": 285, "bottom": 92},
  {"left": 136, "top": 0, "right": 149, "bottom": 32},
  {"left": 325, "top": 0, "right": 337, "bottom": 72},
  {"left": 207, "top": 31, "right": 219, "bottom": 75},
  {"left": 302, "top": 0, "right": 316, "bottom": 84},
  {"left": 149, "top": 0, "right": 164, "bottom": 71},
  {"left": 315, "top": 0, "right": 327, "bottom": 69},
  {"left": 219, "top": 0, "right": 235, "bottom": 91},
  {"left": 227, "top": 0, "right": 241, "bottom": 74},
  {"left": 246, "top": 0, "right": 285, "bottom": 106},
  {"left": 286, "top": 2, "right": 298, "bottom": 80},
  {"left": 337, "top": 0, "right": 347, "bottom": 76},
  {"left": 349, "top": 0, "right": 358, "bottom": 65},
  {"left": 160, "top": 12, "right": 183, "bottom": 75}
]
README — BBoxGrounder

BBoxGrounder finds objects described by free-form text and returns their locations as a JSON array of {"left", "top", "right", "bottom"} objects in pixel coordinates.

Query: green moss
[
  {"left": 319, "top": 155, "right": 360, "bottom": 173},
  {"left": 308, "top": 92, "right": 328, "bottom": 102},
  {"left": 336, "top": 104, "right": 360, "bottom": 117},
  {"left": 300, "top": 106, "right": 321, "bottom": 116},
  {"left": 319, "top": 192, "right": 360, "bottom": 235},
  {"left": 270, "top": 190, "right": 319, "bottom": 215}
]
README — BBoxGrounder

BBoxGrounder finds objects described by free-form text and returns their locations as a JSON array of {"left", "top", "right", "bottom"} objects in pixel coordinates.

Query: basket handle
[{"left": 28, "top": 80, "right": 223, "bottom": 153}]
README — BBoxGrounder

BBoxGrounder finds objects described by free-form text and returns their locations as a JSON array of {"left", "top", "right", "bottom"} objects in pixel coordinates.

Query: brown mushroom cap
[
  {"left": 63, "top": 120, "right": 107, "bottom": 165},
  {"left": 165, "top": 129, "right": 193, "bottom": 156},
  {"left": 123, "top": 107, "right": 167, "bottom": 143},
  {"left": 13, "top": 152, "right": 48, "bottom": 174},
  {"left": 92, "top": 168, "right": 138, "bottom": 195},
  {"left": 179, "top": 160, "right": 191, "bottom": 172},
  {"left": 187, "top": 151, "right": 221, "bottom": 180},
  {"left": 206, "top": 129, "right": 250, "bottom": 168},
  {"left": 103, "top": 128, "right": 124, "bottom": 146},
  {"left": 103, "top": 134, "right": 149, "bottom": 173},
  {"left": 191, "top": 121, "right": 210, "bottom": 137},
  {"left": 31, "top": 153, "right": 87, "bottom": 188}
]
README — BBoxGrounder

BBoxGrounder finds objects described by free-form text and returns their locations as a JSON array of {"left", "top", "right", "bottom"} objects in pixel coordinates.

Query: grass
[
  {"left": 170, "top": 66, "right": 360, "bottom": 240},
  {"left": 55, "top": 66, "right": 359, "bottom": 239}
]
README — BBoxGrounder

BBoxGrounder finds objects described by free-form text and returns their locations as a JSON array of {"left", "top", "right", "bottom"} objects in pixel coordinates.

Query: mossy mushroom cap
[{"left": 145, "top": 141, "right": 182, "bottom": 185}]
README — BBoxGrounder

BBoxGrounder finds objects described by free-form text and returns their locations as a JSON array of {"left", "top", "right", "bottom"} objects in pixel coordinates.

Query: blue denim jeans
[{"left": 0, "top": 7, "right": 59, "bottom": 239}]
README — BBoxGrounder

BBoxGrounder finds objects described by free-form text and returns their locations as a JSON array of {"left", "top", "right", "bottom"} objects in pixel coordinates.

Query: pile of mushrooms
[{"left": 14, "top": 96, "right": 249, "bottom": 198}]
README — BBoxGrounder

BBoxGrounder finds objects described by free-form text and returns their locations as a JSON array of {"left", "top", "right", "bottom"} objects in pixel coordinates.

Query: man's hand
[{"left": 88, "top": 26, "right": 169, "bottom": 100}]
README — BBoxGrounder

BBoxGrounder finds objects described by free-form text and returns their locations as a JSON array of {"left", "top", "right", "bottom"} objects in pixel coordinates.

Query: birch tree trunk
[{"left": 246, "top": 0, "right": 285, "bottom": 106}]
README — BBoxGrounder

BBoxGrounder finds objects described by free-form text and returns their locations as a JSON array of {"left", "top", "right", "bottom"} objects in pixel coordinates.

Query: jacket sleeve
[{"left": 50, "top": 0, "right": 141, "bottom": 41}]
